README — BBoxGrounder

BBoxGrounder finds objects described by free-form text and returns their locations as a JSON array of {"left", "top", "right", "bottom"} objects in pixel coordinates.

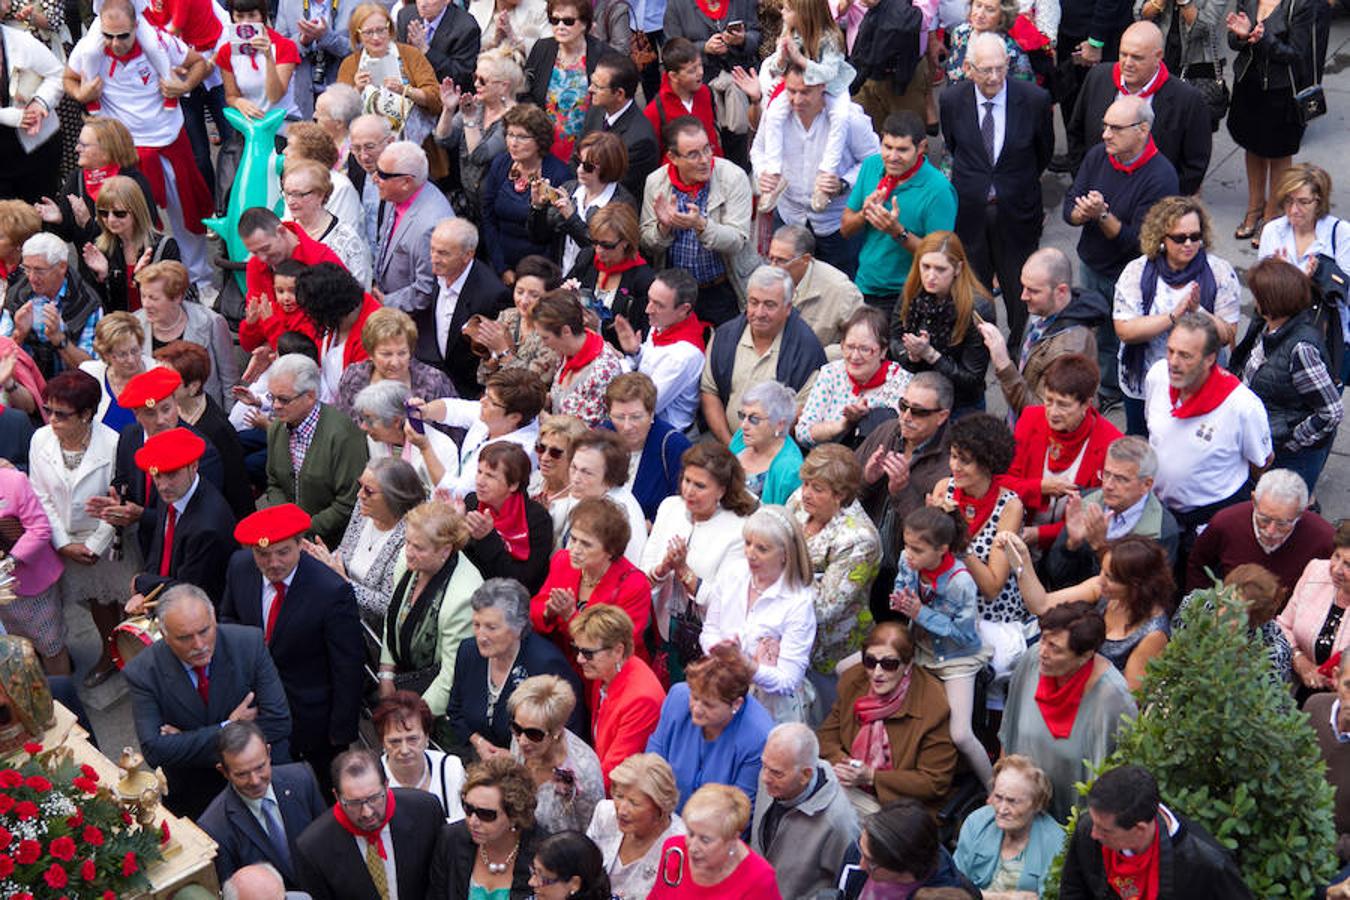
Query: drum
[{"left": 111, "top": 616, "right": 162, "bottom": 670}]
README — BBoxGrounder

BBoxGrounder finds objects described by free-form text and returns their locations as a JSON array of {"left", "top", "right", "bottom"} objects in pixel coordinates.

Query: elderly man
[
  {"left": 1043, "top": 436, "right": 1181, "bottom": 589},
  {"left": 238, "top": 207, "right": 346, "bottom": 353},
  {"left": 1145, "top": 313, "right": 1272, "bottom": 550},
  {"left": 766, "top": 225, "right": 863, "bottom": 360},
  {"left": 699, "top": 266, "right": 826, "bottom": 445},
  {"left": 940, "top": 34, "right": 1055, "bottom": 352},
  {"left": 263, "top": 353, "right": 368, "bottom": 549},
  {"left": 224, "top": 863, "right": 313, "bottom": 900},
  {"left": 580, "top": 53, "right": 659, "bottom": 200},
  {"left": 222, "top": 504, "right": 364, "bottom": 790},
  {"left": 62, "top": 0, "right": 213, "bottom": 283},
  {"left": 751, "top": 65, "right": 879, "bottom": 278},
  {"left": 373, "top": 140, "right": 455, "bottom": 314},
  {"left": 640, "top": 115, "right": 759, "bottom": 327},
  {"left": 200, "top": 722, "right": 328, "bottom": 889},
  {"left": 978, "top": 248, "right": 1110, "bottom": 416},
  {"left": 0, "top": 232, "right": 100, "bottom": 378},
  {"left": 1067, "top": 21, "right": 1213, "bottom": 195},
  {"left": 124, "top": 583, "right": 292, "bottom": 819},
  {"left": 416, "top": 218, "right": 510, "bottom": 400},
  {"left": 344, "top": 115, "right": 394, "bottom": 247},
  {"left": 394, "top": 0, "right": 479, "bottom": 88},
  {"left": 294, "top": 749, "right": 444, "bottom": 900},
  {"left": 751, "top": 723, "right": 859, "bottom": 899},
  {"left": 1186, "top": 469, "right": 1334, "bottom": 594},
  {"left": 613, "top": 268, "right": 706, "bottom": 432},
  {"left": 841, "top": 110, "right": 957, "bottom": 326}
]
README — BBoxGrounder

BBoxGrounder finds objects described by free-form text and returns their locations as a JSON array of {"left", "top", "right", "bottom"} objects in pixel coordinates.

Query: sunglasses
[
  {"left": 535, "top": 442, "right": 566, "bottom": 459},
  {"left": 1164, "top": 231, "right": 1204, "bottom": 245},
  {"left": 862, "top": 653, "right": 905, "bottom": 672},
  {"left": 578, "top": 159, "right": 597, "bottom": 174},
  {"left": 510, "top": 720, "right": 548, "bottom": 742},
  {"left": 97, "top": 209, "right": 130, "bottom": 220},
  {"left": 593, "top": 238, "right": 623, "bottom": 250},
  {"left": 375, "top": 168, "right": 411, "bottom": 180},
  {"left": 572, "top": 643, "right": 610, "bottom": 660},
  {"left": 548, "top": 15, "right": 578, "bottom": 24},
  {"left": 897, "top": 399, "right": 940, "bottom": 417},
  {"left": 462, "top": 802, "right": 501, "bottom": 823},
  {"left": 736, "top": 410, "right": 765, "bottom": 426},
  {"left": 102, "top": 30, "right": 132, "bottom": 40}
]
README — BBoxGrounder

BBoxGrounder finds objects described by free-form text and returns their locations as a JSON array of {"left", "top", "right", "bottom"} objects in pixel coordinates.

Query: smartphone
[
  {"left": 726, "top": 19, "right": 745, "bottom": 32},
  {"left": 405, "top": 401, "right": 426, "bottom": 435},
  {"left": 233, "top": 22, "right": 259, "bottom": 55}
]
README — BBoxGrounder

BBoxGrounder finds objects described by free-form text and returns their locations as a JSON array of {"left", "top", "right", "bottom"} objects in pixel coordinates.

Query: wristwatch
[{"left": 894, "top": 226, "right": 910, "bottom": 243}]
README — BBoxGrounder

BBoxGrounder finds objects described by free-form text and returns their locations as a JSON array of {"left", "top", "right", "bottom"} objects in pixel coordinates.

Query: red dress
[
  {"left": 646, "top": 837, "right": 783, "bottom": 900},
  {"left": 529, "top": 549, "right": 652, "bottom": 670},
  {"left": 1005, "top": 405, "right": 1122, "bottom": 548}
]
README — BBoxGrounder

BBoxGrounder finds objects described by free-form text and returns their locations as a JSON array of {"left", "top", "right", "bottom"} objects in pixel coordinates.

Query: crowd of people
[{"left": 0, "top": 0, "right": 1348, "bottom": 894}]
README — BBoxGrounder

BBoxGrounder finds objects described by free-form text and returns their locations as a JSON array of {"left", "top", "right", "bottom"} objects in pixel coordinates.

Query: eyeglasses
[
  {"left": 529, "top": 867, "right": 561, "bottom": 886},
  {"left": 969, "top": 64, "right": 1007, "bottom": 77},
  {"left": 41, "top": 405, "right": 78, "bottom": 422},
  {"left": 1285, "top": 195, "right": 1318, "bottom": 208},
  {"left": 610, "top": 412, "right": 648, "bottom": 425},
  {"left": 736, "top": 411, "right": 765, "bottom": 426},
  {"left": 897, "top": 399, "right": 941, "bottom": 418},
  {"left": 766, "top": 252, "right": 803, "bottom": 268},
  {"left": 357, "top": 483, "right": 381, "bottom": 497},
  {"left": 673, "top": 144, "right": 714, "bottom": 161},
  {"left": 548, "top": 15, "right": 578, "bottom": 25},
  {"left": 97, "top": 208, "right": 130, "bottom": 220},
  {"left": 1102, "top": 120, "right": 1144, "bottom": 133},
  {"left": 462, "top": 802, "right": 501, "bottom": 823},
  {"left": 510, "top": 720, "right": 549, "bottom": 742},
  {"left": 1164, "top": 231, "right": 1204, "bottom": 245},
  {"left": 268, "top": 392, "right": 304, "bottom": 407},
  {"left": 862, "top": 653, "right": 904, "bottom": 672},
  {"left": 578, "top": 159, "right": 598, "bottom": 174},
  {"left": 339, "top": 789, "right": 387, "bottom": 811},
  {"left": 841, "top": 342, "right": 880, "bottom": 358},
  {"left": 102, "top": 30, "right": 131, "bottom": 40},
  {"left": 283, "top": 188, "right": 317, "bottom": 201},
  {"left": 21, "top": 264, "right": 56, "bottom": 277},
  {"left": 1254, "top": 510, "right": 1300, "bottom": 530},
  {"left": 571, "top": 642, "right": 611, "bottom": 661},
  {"left": 359, "top": 24, "right": 390, "bottom": 36},
  {"left": 535, "top": 442, "right": 566, "bottom": 459},
  {"left": 505, "top": 132, "right": 534, "bottom": 143},
  {"left": 352, "top": 141, "right": 388, "bottom": 154},
  {"left": 375, "top": 168, "right": 411, "bottom": 180}
]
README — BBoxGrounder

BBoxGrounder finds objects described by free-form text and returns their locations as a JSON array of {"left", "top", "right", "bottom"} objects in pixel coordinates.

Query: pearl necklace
[{"left": 480, "top": 838, "right": 519, "bottom": 875}]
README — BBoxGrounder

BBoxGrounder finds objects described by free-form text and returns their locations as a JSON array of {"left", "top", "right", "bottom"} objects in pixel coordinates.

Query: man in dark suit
[
  {"left": 294, "top": 749, "right": 444, "bottom": 900},
  {"left": 939, "top": 32, "right": 1054, "bottom": 353},
  {"left": 124, "top": 427, "right": 237, "bottom": 612},
  {"left": 579, "top": 53, "right": 659, "bottom": 201},
  {"left": 200, "top": 721, "right": 328, "bottom": 888},
  {"left": 417, "top": 218, "right": 511, "bottom": 399},
  {"left": 123, "top": 584, "right": 292, "bottom": 819},
  {"left": 222, "top": 504, "right": 364, "bottom": 792},
  {"left": 394, "top": 0, "right": 479, "bottom": 90}
]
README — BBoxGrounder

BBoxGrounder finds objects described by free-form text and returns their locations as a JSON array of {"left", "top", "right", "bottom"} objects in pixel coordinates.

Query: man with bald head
[
  {"left": 1067, "top": 21, "right": 1212, "bottom": 194},
  {"left": 939, "top": 32, "right": 1054, "bottom": 352}
]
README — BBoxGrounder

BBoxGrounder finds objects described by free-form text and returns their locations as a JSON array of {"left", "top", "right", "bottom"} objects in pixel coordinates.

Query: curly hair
[
  {"left": 799, "top": 444, "right": 864, "bottom": 506},
  {"left": 684, "top": 643, "right": 753, "bottom": 705},
  {"left": 462, "top": 757, "right": 537, "bottom": 832},
  {"left": 404, "top": 501, "right": 471, "bottom": 553},
  {"left": 948, "top": 413, "right": 1016, "bottom": 476},
  {"left": 1103, "top": 535, "right": 1175, "bottom": 625},
  {"left": 1138, "top": 195, "right": 1214, "bottom": 260},
  {"left": 502, "top": 104, "right": 556, "bottom": 158},
  {"left": 296, "top": 262, "right": 365, "bottom": 332},
  {"left": 991, "top": 754, "right": 1054, "bottom": 813}
]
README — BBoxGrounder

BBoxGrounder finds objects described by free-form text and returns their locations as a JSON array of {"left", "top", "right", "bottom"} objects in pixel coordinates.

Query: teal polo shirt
[{"left": 847, "top": 157, "right": 958, "bottom": 297}]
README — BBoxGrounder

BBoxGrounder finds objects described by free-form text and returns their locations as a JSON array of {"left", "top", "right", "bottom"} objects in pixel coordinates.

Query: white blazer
[
  {"left": 0, "top": 25, "right": 63, "bottom": 152},
  {"left": 28, "top": 422, "right": 121, "bottom": 552}
]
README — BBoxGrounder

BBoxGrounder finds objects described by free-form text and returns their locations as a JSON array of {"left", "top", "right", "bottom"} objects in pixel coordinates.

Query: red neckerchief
[
  {"left": 332, "top": 788, "right": 396, "bottom": 859},
  {"left": 848, "top": 360, "right": 894, "bottom": 397},
  {"left": 667, "top": 160, "right": 712, "bottom": 196},
  {"left": 874, "top": 156, "right": 925, "bottom": 199},
  {"left": 104, "top": 43, "right": 143, "bottom": 78},
  {"left": 1108, "top": 136, "right": 1160, "bottom": 175},
  {"left": 651, "top": 314, "right": 706, "bottom": 351},
  {"left": 1169, "top": 365, "right": 1240, "bottom": 418},
  {"left": 1102, "top": 818, "right": 1162, "bottom": 900},
  {"left": 84, "top": 164, "right": 120, "bottom": 201},
  {"left": 694, "top": 0, "right": 729, "bottom": 20},
  {"left": 1113, "top": 61, "right": 1170, "bottom": 98},
  {"left": 1046, "top": 406, "right": 1098, "bottom": 473},
  {"left": 593, "top": 254, "right": 648, "bottom": 276},
  {"left": 953, "top": 476, "right": 1006, "bottom": 535},
  {"left": 558, "top": 329, "right": 605, "bottom": 378},
  {"left": 918, "top": 551, "right": 956, "bottom": 588},
  {"left": 1034, "top": 658, "right": 1094, "bottom": 739},
  {"left": 486, "top": 491, "right": 531, "bottom": 561}
]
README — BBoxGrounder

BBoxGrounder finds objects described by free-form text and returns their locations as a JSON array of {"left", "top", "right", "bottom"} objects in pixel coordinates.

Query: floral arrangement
[{"left": 0, "top": 742, "right": 164, "bottom": 900}]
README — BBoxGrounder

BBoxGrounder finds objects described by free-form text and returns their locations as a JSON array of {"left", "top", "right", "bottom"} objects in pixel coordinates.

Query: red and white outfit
[
  {"left": 633, "top": 314, "right": 705, "bottom": 432},
  {"left": 215, "top": 27, "right": 302, "bottom": 119}
]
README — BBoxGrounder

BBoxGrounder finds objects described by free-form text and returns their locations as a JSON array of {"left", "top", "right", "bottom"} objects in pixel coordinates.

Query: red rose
[
  {"left": 12, "top": 893, "right": 32, "bottom": 900},
  {"left": 48, "top": 836, "right": 76, "bottom": 861},
  {"left": 120, "top": 810, "right": 133, "bottom": 826},
  {"left": 65, "top": 809, "right": 83, "bottom": 829},
  {"left": 0, "top": 826, "right": 11, "bottom": 850},
  {"left": 0, "top": 855, "right": 13, "bottom": 877},
  {"left": 81, "top": 826, "right": 104, "bottom": 847},
  {"left": 22, "top": 742, "right": 41, "bottom": 755},
  {"left": 80, "top": 858, "right": 96, "bottom": 881},
  {"left": 0, "top": 770, "right": 21, "bottom": 788},
  {"left": 14, "top": 801, "right": 38, "bottom": 821},
  {"left": 79, "top": 765, "right": 98, "bottom": 782},
  {"left": 43, "top": 863, "right": 68, "bottom": 889},
  {"left": 103, "top": 892, "right": 116, "bottom": 900},
  {"left": 15, "top": 839, "right": 41, "bottom": 865},
  {"left": 121, "top": 851, "right": 138, "bottom": 877},
  {"left": 72, "top": 777, "right": 98, "bottom": 794},
  {"left": 23, "top": 775, "right": 51, "bottom": 792},
  {"left": 159, "top": 820, "right": 171, "bottom": 845},
  {"left": 0, "top": 795, "right": 14, "bottom": 815}
]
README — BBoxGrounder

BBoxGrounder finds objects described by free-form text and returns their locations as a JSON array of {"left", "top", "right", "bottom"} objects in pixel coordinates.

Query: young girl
[
  {"left": 757, "top": 0, "right": 857, "bottom": 213},
  {"left": 892, "top": 505, "right": 994, "bottom": 788}
]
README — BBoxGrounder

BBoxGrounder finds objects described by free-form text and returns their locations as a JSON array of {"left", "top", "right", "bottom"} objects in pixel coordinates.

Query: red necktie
[
  {"left": 159, "top": 505, "right": 177, "bottom": 576},
  {"left": 265, "top": 581, "right": 285, "bottom": 644},
  {"left": 193, "top": 665, "right": 209, "bottom": 705}
]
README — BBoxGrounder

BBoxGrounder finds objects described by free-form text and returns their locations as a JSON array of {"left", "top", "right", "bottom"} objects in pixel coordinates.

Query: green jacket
[{"left": 265, "top": 403, "right": 369, "bottom": 549}]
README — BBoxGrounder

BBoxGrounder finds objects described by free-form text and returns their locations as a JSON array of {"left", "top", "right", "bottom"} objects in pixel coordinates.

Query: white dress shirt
[
  {"left": 634, "top": 332, "right": 704, "bottom": 432},
  {"left": 436, "top": 265, "right": 474, "bottom": 357},
  {"left": 697, "top": 560, "right": 817, "bottom": 696},
  {"left": 433, "top": 399, "right": 540, "bottom": 498}
]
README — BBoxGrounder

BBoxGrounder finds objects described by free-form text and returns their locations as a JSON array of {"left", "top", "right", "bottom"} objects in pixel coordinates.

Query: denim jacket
[{"left": 895, "top": 555, "right": 984, "bottom": 661}]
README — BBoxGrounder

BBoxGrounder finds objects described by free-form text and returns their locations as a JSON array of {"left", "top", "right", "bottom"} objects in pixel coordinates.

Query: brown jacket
[
  {"left": 818, "top": 663, "right": 958, "bottom": 808},
  {"left": 995, "top": 324, "right": 1098, "bottom": 416},
  {"left": 336, "top": 43, "right": 443, "bottom": 118}
]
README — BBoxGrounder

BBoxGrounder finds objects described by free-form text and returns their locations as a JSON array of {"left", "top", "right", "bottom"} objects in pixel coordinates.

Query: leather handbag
[
  {"left": 1293, "top": 0, "right": 1327, "bottom": 125},
  {"left": 1180, "top": 60, "right": 1230, "bottom": 133}
]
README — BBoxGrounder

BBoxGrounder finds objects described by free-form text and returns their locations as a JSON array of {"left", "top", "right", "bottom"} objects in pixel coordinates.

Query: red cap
[
  {"left": 118, "top": 367, "right": 182, "bottom": 411},
  {"left": 134, "top": 427, "right": 205, "bottom": 475},
  {"left": 234, "top": 503, "right": 312, "bottom": 548}
]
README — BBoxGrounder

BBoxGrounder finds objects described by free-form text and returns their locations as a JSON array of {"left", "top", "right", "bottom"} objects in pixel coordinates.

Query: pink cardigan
[
  {"left": 1277, "top": 559, "right": 1350, "bottom": 661},
  {"left": 0, "top": 467, "right": 61, "bottom": 596}
]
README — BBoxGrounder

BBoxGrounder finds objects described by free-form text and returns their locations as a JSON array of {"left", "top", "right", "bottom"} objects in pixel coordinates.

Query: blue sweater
[
  {"left": 645, "top": 683, "right": 774, "bottom": 813},
  {"left": 1063, "top": 143, "right": 1178, "bottom": 280}
]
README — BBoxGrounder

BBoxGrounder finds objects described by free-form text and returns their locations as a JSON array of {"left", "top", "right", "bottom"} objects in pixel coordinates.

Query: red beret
[
  {"left": 118, "top": 367, "right": 182, "bottom": 411},
  {"left": 234, "top": 503, "right": 312, "bottom": 548},
  {"left": 134, "top": 427, "right": 205, "bottom": 475}
]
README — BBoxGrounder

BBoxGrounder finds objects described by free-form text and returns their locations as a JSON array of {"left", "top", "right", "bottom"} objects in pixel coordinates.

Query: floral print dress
[
  {"left": 794, "top": 360, "right": 911, "bottom": 447},
  {"left": 546, "top": 55, "right": 590, "bottom": 160}
]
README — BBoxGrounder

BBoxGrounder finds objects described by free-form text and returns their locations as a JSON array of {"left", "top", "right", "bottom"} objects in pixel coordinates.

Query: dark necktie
[
  {"left": 193, "top": 665, "right": 209, "bottom": 706},
  {"left": 261, "top": 797, "right": 293, "bottom": 874},
  {"left": 602, "top": 117, "right": 613, "bottom": 131},
  {"left": 981, "top": 100, "right": 996, "bottom": 162},
  {"left": 265, "top": 581, "right": 286, "bottom": 643},
  {"left": 159, "top": 505, "right": 177, "bottom": 576}
]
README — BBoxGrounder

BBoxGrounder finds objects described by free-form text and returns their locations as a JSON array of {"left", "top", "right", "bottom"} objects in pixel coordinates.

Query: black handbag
[
  {"left": 1293, "top": 0, "right": 1327, "bottom": 125},
  {"left": 1180, "top": 60, "right": 1230, "bottom": 133}
]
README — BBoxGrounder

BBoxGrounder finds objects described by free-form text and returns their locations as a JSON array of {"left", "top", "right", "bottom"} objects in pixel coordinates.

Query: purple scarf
[{"left": 1121, "top": 250, "right": 1218, "bottom": 395}]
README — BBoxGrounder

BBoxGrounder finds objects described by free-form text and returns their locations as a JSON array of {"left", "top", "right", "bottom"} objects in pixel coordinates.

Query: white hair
[
  {"left": 968, "top": 31, "right": 1009, "bottom": 63},
  {"left": 21, "top": 232, "right": 68, "bottom": 266},
  {"left": 316, "top": 83, "right": 363, "bottom": 125},
  {"left": 1106, "top": 436, "right": 1157, "bottom": 480},
  {"left": 158, "top": 583, "right": 215, "bottom": 623},
  {"left": 222, "top": 863, "right": 286, "bottom": 900},
  {"left": 269, "top": 353, "right": 321, "bottom": 396},
  {"left": 382, "top": 140, "right": 429, "bottom": 185},
  {"left": 747, "top": 264, "right": 794, "bottom": 300},
  {"left": 353, "top": 379, "right": 410, "bottom": 425},
  {"left": 740, "top": 380, "right": 797, "bottom": 428},
  {"left": 435, "top": 217, "right": 479, "bottom": 252},
  {"left": 1254, "top": 468, "right": 1310, "bottom": 511},
  {"left": 767, "top": 722, "right": 819, "bottom": 768},
  {"left": 350, "top": 113, "right": 393, "bottom": 140}
]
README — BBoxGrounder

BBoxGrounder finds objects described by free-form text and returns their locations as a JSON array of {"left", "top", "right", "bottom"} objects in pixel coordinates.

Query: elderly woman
[
  {"left": 281, "top": 159, "right": 372, "bottom": 286},
  {"left": 449, "top": 579, "right": 587, "bottom": 757},
  {"left": 1233, "top": 257, "right": 1343, "bottom": 493},
  {"left": 836, "top": 798, "right": 982, "bottom": 898},
  {"left": 295, "top": 262, "right": 381, "bottom": 403},
  {"left": 0, "top": 467, "right": 65, "bottom": 672},
  {"left": 436, "top": 47, "right": 523, "bottom": 221},
  {"left": 464, "top": 442, "right": 554, "bottom": 593},
  {"left": 731, "top": 381, "right": 804, "bottom": 505},
  {"left": 131, "top": 261, "right": 238, "bottom": 408},
  {"left": 603, "top": 373, "right": 690, "bottom": 522},
  {"left": 475, "top": 255, "right": 564, "bottom": 388},
  {"left": 376, "top": 690, "right": 467, "bottom": 820},
  {"left": 35, "top": 118, "right": 158, "bottom": 248},
  {"left": 281, "top": 122, "right": 364, "bottom": 226},
  {"left": 954, "top": 755, "right": 1065, "bottom": 898},
  {"left": 354, "top": 380, "right": 461, "bottom": 495},
  {"left": 1115, "top": 195, "right": 1243, "bottom": 434},
  {"left": 944, "top": 0, "right": 1034, "bottom": 81},
  {"left": 797, "top": 308, "right": 911, "bottom": 450},
  {"left": 471, "top": 0, "right": 551, "bottom": 56},
  {"left": 1005, "top": 355, "right": 1123, "bottom": 548},
  {"left": 522, "top": 0, "right": 607, "bottom": 159},
  {"left": 429, "top": 757, "right": 541, "bottom": 899},
  {"left": 535, "top": 290, "right": 627, "bottom": 428},
  {"left": 646, "top": 644, "right": 773, "bottom": 811},
  {"left": 29, "top": 371, "right": 139, "bottom": 682},
  {"left": 482, "top": 105, "right": 574, "bottom": 279},
  {"left": 531, "top": 413, "right": 588, "bottom": 510},
  {"left": 1279, "top": 520, "right": 1350, "bottom": 695},
  {"left": 79, "top": 312, "right": 153, "bottom": 433},
  {"left": 586, "top": 753, "right": 686, "bottom": 899},
  {"left": 529, "top": 132, "right": 635, "bottom": 275},
  {"left": 315, "top": 82, "right": 364, "bottom": 166},
  {"left": 0, "top": 199, "right": 40, "bottom": 291},
  {"left": 818, "top": 622, "right": 958, "bottom": 814},
  {"left": 571, "top": 604, "right": 665, "bottom": 784},
  {"left": 338, "top": 307, "right": 455, "bottom": 416},
  {"left": 699, "top": 506, "right": 818, "bottom": 723},
  {"left": 550, "top": 430, "right": 647, "bottom": 563},
  {"left": 785, "top": 445, "right": 882, "bottom": 714},
  {"left": 376, "top": 501, "right": 485, "bottom": 715},
  {"left": 504, "top": 674, "right": 605, "bottom": 834},
  {"left": 307, "top": 457, "right": 422, "bottom": 620},
  {"left": 567, "top": 204, "right": 653, "bottom": 351},
  {"left": 79, "top": 175, "right": 180, "bottom": 316},
  {"left": 647, "top": 785, "right": 779, "bottom": 900},
  {"left": 337, "top": 2, "right": 441, "bottom": 140}
]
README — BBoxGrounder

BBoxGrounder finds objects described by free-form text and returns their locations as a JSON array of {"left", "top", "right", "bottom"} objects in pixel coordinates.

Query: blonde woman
[
  {"left": 79, "top": 175, "right": 180, "bottom": 315},
  {"left": 503, "top": 674, "right": 605, "bottom": 834},
  {"left": 586, "top": 753, "right": 686, "bottom": 900},
  {"left": 281, "top": 158, "right": 372, "bottom": 287},
  {"left": 132, "top": 261, "right": 239, "bottom": 408},
  {"left": 436, "top": 46, "right": 524, "bottom": 219},
  {"left": 647, "top": 784, "right": 779, "bottom": 899},
  {"left": 337, "top": 307, "right": 454, "bottom": 415},
  {"left": 79, "top": 312, "right": 156, "bottom": 432}
]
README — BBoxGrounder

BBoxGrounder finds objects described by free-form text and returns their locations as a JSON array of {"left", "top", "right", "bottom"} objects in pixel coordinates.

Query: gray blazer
[
  {"left": 374, "top": 185, "right": 456, "bottom": 315},
  {"left": 135, "top": 300, "right": 241, "bottom": 409}
]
